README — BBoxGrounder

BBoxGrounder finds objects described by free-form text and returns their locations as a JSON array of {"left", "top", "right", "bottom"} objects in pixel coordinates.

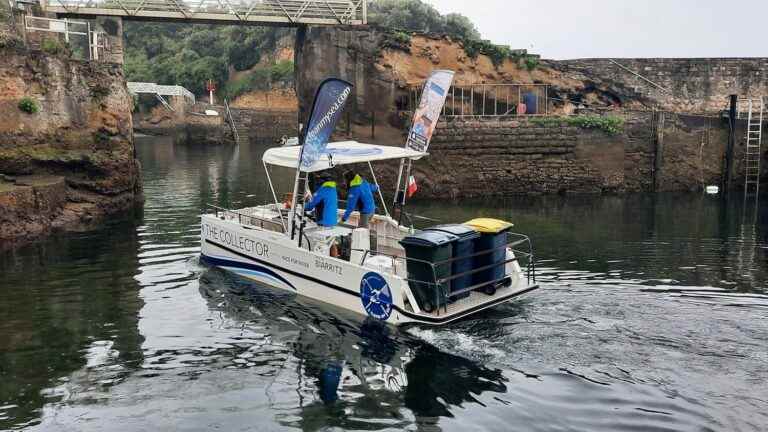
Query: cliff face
[
  {"left": 0, "top": 39, "right": 142, "bottom": 246},
  {"left": 294, "top": 27, "right": 766, "bottom": 197},
  {"left": 296, "top": 26, "right": 768, "bottom": 130},
  {"left": 295, "top": 26, "right": 650, "bottom": 139}
]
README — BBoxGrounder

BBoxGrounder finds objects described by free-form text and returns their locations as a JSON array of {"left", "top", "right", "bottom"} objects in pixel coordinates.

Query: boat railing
[
  {"left": 207, "top": 204, "right": 286, "bottom": 233},
  {"left": 355, "top": 232, "right": 535, "bottom": 316}
]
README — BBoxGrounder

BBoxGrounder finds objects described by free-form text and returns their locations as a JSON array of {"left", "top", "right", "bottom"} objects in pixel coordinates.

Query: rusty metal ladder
[{"left": 743, "top": 97, "right": 764, "bottom": 197}]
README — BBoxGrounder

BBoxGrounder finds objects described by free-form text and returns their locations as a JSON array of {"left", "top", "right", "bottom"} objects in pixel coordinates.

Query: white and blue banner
[
  {"left": 406, "top": 70, "right": 455, "bottom": 153},
  {"left": 299, "top": 78, "right": 354, "bottom": 170}
]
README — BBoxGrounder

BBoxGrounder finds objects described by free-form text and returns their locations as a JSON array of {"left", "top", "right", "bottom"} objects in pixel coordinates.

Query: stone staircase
[{"left": 229, "top": 108, "right": 252, "bottom": 144}]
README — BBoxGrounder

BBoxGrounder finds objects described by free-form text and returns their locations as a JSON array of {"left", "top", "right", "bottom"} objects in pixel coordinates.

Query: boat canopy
[{"left": 262, "top": 141, "right": 427, "bottom": 172}]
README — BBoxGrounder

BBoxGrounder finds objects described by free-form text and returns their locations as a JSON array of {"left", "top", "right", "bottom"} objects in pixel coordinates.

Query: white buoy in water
[
  {"left": 705, "top": 185, "right": 720, "bottom": 194},
  {"left": 205, "top": 110, "right": 219, "bottom": 116}
]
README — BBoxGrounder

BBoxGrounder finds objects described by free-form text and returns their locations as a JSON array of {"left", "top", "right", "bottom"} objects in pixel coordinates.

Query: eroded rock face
[{"left": 0, "top": 43, "right": 142, "bottom": 247}]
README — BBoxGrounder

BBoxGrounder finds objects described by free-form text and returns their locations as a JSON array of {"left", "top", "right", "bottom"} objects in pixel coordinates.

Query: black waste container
[
  {"left": 426, "top": 224, "right": 480, "bottom": 301},
  {"left": 400, "top": 231, "right": 458, "bottom": 312},
  {"left": 464, "top": 219, "right": 514, "bottom": 294}
]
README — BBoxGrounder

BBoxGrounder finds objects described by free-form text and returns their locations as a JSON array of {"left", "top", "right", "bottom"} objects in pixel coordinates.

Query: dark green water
[{"left": 1, "top": 136, "right": 767, "bottom": 431}]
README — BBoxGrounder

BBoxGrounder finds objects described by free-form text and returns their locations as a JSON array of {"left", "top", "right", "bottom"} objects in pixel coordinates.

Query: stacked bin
[
  {"left": 464, "top": 218, "right": 514, "bottom": 294},
  {"left": 400, "top": 231, "right": 458, "bottom": 313},
  {"left": 425, "top": 225, "right": 480, "bottom": 301}
]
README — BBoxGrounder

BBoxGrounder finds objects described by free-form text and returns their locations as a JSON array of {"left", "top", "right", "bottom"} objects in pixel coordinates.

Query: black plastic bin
[
  {"left": 426, "top": 225, "right": 480, "bottom": 301},
  {"left": 400, "top": 231, "right": 458, "bottom": 312},
  {"left": 464, "top": 219, "right": 514, "bottom": 294}
]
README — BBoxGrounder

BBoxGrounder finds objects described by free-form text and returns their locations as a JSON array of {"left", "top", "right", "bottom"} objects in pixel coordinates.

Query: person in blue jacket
[
  {"left": 305, "top": 175, "right": 339, "bottom": 227},
  {"left": 342, "top": 172, "right": 379, "bottom": 228}
]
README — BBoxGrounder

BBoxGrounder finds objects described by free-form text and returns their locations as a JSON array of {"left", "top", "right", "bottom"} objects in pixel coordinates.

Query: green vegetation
[
  {"left": 123, "top": 22, "right": 290, "bottom": 95},
  {"left": 368, "top": 0, "right": 480, "bottom": 40},
  {"left": 122, "top": 0, "right": 519, "bottom": 95},
  {"left": 40, "top": 38, "right": 65, "bottom": 55},
  {"left": 222, "top": 60, "right": 294, "bottom": 100},
  {"left": 17, "top": 97, "right": 39, "bottom": 114},
  {"left": 532, "top": 115, "right": 625, "bottom": 135},
  {"left": 523, "top": 55, "right": 540, "bottom": 71}
]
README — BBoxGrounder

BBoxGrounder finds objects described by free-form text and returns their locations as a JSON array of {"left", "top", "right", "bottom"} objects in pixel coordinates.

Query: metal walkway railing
[
  {"left": 405, "top": 83, "right": 550, "bottom": 117},
  {"left": 127, "top": 82, "right": 196, "bottom": 110},
  {"left": 42, "top": 0, "right": 367, "bottom": 25}
]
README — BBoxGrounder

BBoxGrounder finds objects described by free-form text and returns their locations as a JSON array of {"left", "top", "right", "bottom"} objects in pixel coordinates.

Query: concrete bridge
[{"left": 41, "top": 0, "right": 366, "bottom": 25}]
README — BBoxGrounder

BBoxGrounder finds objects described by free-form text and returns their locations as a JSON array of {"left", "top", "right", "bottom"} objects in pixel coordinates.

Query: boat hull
[{"left": 200, "top": 215, "right": 537, "bottom": 326}]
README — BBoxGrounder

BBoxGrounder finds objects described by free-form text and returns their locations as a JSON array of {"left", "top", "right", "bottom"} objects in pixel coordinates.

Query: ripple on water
[{"left": 2, "top": 139, "right": 768, "bottom": 431}]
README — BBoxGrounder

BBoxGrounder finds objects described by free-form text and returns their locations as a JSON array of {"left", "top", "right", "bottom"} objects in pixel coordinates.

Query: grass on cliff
[
  {"left": 17, "top": 97, "right": 39, "bottom": 114},
  {"left": 222, "top": 60, "right": 294, "bottom": 100},
  {"left": 532, "top": 115, "right": 625, "bottom": 135}
]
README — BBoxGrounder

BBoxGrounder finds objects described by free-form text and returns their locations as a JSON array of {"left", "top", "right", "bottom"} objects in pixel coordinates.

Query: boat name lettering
[
  {"left": 202, "top": 223, "right": 269, "bottom": 257},
  {"left": 315, "top": 258, "right": 343, "bottom": 276},
  {"left": 282, "top": 255, "right": 310, "bottom": 269}
]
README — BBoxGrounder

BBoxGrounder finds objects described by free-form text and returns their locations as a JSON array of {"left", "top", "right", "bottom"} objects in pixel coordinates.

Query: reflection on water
[{"left": 0, "top": 136, "right": 766, "bottom": 431}]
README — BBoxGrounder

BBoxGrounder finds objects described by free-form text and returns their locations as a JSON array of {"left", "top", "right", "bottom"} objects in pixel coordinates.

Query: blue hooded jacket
[
  {"left": 343, "top": 175, "right": 379, "bottom": 222},
  {"left": 305, "top": 181, "right": 338, "bottom": 227}
]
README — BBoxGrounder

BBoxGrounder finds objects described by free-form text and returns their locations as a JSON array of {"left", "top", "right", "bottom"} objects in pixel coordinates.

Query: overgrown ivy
[{"left": 531, "top": 115, "right": 625, "bottom": 135}]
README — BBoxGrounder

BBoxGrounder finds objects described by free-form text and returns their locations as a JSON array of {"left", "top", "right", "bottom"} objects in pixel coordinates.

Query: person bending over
[
  {"left": 305, "top": 175, "right": 339, "bottom": 227},
  {"left": 342, "top": 172, "right": 379, "bottom": 228}
]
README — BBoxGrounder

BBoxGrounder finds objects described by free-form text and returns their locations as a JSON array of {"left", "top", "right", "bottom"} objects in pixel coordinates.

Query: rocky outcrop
[{"left": 0, "top": 40, "right": 142, "bottom": 247}]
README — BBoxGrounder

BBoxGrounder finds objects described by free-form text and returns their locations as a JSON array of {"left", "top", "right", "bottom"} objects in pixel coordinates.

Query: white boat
[
  {"left": 200, "top": 141, "right": 538, "bottom": 326},
  {"left": 200, "top": 74, "right": 538, "bottom": 326}
]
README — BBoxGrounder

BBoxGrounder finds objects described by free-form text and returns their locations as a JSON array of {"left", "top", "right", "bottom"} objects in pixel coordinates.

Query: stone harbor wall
[
  {"left": 373, "top": 113, "right": 751, "bottom": 199},
  {"left": 0, "top": 39, "right": 142, "bottom": 246},
  {"left": 546, "top": 58, "right": 768, "bottom": 113}
]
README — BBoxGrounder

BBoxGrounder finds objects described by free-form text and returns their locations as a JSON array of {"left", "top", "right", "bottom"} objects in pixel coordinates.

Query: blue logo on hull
[{"left": 360, "top": 272, "right": 393, "bottom": 321}]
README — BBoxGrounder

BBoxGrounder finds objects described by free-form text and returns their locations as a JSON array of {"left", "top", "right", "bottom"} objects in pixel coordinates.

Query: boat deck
[{"left": 424, "top": 282, "right": 530, "bottom": 319}]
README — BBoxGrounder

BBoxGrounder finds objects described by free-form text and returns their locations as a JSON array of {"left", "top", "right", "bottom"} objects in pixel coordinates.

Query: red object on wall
[{"left": 206, "top": 80, "right": 216, "bottom": 92}]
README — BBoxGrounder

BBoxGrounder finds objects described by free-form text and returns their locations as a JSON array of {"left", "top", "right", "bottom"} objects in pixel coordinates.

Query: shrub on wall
[
  {"left": 566, "top": 115, "right": 625, "bottom": 134},
  {"left": 40, "top": 38, "right": 65, "bottom": 55},
  {"left": 531, "top": 115, "right": 625, "bottom": 134},
  {"left": 523, "top": 56, "right": 539, "bottom": 71},
  {"left": 18, "top": 97, "right": 39, "bottom": 114}
]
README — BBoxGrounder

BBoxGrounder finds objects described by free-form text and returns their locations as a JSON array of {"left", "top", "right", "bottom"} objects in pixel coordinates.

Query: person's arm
[
  {"left": 342, "top": 188, "right": 359, "bottom": 221},
  {"left": 305, "top": 188, "right": 324, "bottom": 212}
]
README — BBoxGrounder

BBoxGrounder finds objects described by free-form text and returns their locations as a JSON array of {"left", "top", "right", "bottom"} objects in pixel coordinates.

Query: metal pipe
[
  {"left": 263, "top": 160, "right": 286, "bottom": 232},
  {"left": 368, "top": 161, "right": 390, "bottom": 218}
]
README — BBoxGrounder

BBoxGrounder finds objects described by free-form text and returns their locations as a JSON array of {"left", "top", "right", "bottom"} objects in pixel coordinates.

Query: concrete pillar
[{"left": 93, "top": 16, "right": 123, "bottom": 65}]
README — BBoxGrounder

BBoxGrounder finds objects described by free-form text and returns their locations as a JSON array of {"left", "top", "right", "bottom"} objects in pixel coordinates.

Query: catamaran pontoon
[{"left": 200, "top": 73, "right": 538, "bottom": 326}]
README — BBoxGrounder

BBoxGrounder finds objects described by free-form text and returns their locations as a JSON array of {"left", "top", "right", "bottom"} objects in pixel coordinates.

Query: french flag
[{"left": 407, "top": 175, "right": 418, "bottom": 198}]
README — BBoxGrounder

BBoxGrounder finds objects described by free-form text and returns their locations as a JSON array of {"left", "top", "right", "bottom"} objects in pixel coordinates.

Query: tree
[{"left": 368, "top": 0, "right": 480, "bottom": 40}]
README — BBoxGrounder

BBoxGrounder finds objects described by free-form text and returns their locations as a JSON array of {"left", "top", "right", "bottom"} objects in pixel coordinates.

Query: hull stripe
[
  {"left": 203, "top": 239, "right": 538, "bottom": 324},
  {"left": 201, "top": 253, "right": 296, "bottom": 290}
]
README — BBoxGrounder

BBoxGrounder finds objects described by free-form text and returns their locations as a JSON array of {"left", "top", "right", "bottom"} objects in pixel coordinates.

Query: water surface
[{"left": 1, "top": 136, "right": 767, "bottom": 431}]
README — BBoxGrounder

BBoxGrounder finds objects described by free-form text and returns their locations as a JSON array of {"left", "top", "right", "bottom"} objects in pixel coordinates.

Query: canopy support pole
[
  {"left": 368, "top": 161, "right": 390, "bottom": 218},
  {"left": 393, "top": 159, "right": 414, "bottom": 228},
  {"left": 264, "top": 160, "right": 287, "bottom": 232},
  {"left": 289, "top": 169, "right": 304, "bottom": 241}
]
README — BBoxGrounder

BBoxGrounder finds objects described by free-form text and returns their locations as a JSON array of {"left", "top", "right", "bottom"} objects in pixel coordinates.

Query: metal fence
[
  {"left": 23, "top": 15, "right": 110, "bottom": 60},
  {"left": 405, "top": 83, "right": 549, "bottom": 118}
]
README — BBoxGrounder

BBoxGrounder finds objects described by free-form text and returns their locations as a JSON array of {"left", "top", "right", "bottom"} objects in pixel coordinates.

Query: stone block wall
[
  {"left": 398, "top": 113, "right": 756, "bottom": 198},
  {"left": 426, "top": 119, "right": 594, "bottom": 196},
  {"left": 557, "top": 58, "right": 768, "bottom": 113}
]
